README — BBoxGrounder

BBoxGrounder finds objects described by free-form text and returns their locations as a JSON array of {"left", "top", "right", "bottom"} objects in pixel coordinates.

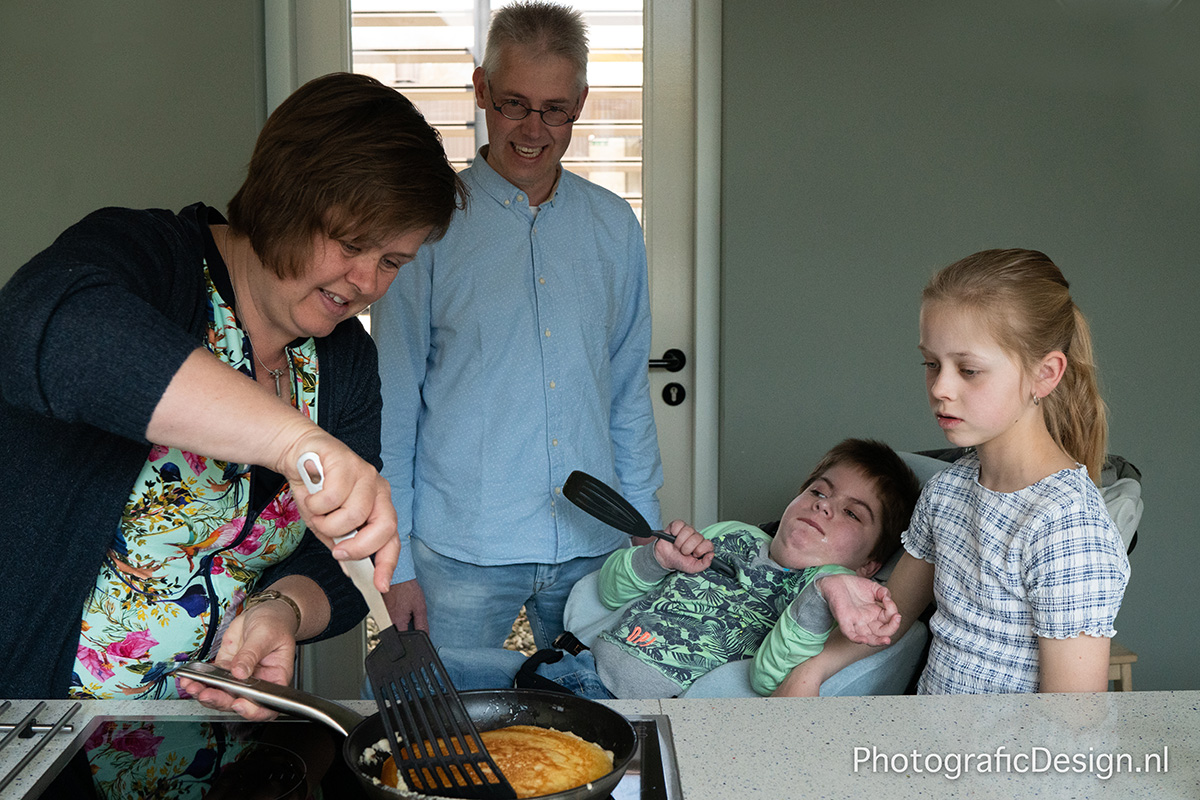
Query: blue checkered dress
[{"left": 903, "top": 452, "right": 1130, "bottom": 693}]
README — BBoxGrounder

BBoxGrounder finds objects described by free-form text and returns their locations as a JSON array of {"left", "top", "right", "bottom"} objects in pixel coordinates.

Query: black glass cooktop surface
[{"left": 28, "top": 714, "right": 679, "bottom": 800}]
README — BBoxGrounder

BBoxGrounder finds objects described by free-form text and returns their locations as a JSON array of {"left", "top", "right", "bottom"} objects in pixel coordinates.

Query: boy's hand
[
  {"left": 652, "top": 519, "right": 715, "bottom": 574},
  {"left": 819, "top": 573, "right": 901, "bottom": 646}
]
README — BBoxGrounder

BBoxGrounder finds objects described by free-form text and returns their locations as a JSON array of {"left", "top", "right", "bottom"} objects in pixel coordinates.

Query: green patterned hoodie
[{"left": 592, "top": 521, "right": 852, "bottom": 697}]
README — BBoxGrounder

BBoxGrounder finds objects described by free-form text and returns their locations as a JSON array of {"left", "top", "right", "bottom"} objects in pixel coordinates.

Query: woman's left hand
[{"left": 177, "top": 601, "right": 298, "bottom": 721}]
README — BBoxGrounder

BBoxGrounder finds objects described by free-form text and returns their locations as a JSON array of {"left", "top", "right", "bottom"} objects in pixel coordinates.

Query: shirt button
[
  {"left": 554, "top": 486, "right": 562, "bottom": 495},
  {"left": 517, "top": 194, "right": 525, "bottom": 202},
  {"left": 544, "top": 328, "right": 551, "bottom": 337},
  {"left": 552, "top": 438, "right": 559, "bottom": 447},
  {"left": 504, "top": 199, "right": 510, "bottom": 206},
  {"left": 549, "top": 381, "right": 556, "bottom": 389},
  {"left": 539, "top": 277, "right": 546, "bottom": 284}
]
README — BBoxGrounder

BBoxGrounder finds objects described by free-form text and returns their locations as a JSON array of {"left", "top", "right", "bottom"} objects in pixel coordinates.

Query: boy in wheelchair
[{"left": 438, "top": 438, "right": 920, "bottom": 699}]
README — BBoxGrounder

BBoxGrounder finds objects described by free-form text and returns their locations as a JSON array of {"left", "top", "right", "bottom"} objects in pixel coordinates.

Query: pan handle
[{"left": 176, "top": 661, "right": 366, "bottom": 737}]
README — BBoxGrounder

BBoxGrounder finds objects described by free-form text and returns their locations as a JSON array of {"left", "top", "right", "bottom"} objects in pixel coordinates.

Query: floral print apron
[{"left": 70, "top": 265, "right": 318, "bottom": 699}]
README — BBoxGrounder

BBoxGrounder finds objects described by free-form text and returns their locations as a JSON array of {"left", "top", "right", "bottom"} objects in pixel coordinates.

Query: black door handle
[{"left": 648, "top": 348, "right": 686, "bottom": 372}]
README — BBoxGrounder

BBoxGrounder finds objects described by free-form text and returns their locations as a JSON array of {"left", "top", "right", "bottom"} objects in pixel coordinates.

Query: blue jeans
[
  {"left": 438, "top": 647, "right": 615, "bottom": 701},
  {"left": 412, "top": 538, "right": 612, "bottom": 650}
]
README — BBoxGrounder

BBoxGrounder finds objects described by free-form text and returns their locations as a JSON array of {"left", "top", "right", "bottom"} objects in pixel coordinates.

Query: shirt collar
[{"left": 472, "top": 146, "right": 563, "bottom": 209}]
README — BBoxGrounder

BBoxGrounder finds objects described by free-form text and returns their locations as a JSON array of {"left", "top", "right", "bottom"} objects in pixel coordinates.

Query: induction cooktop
[{"left": 24, "top": 713, "right": 681, "bottom": 800}]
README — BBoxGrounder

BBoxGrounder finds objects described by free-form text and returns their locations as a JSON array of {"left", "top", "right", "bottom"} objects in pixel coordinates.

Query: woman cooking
[{"left": 0, "top": 72, "right": 467, "bottom": 719}]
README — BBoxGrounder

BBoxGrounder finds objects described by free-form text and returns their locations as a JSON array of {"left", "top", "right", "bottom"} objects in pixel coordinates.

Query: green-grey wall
[
  {"left": 720, "top": 1, "right": 1199, "bottom": 690},
  {"left": 0, "top": 3, "right": 265, "bottom": 283}
]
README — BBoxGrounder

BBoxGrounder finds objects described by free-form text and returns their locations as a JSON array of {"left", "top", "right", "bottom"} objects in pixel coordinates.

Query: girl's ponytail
[{"left": 1043, "top": 306, "right": 1108, "bottom": 483}]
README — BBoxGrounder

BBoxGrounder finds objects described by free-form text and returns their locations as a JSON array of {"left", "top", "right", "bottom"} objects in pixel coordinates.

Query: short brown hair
[
  {"left": 227, "top": 72, "right": 467, "bottom": 278},
  {"left": 800, "top": 439, "right": 921, "bottom": 566}
]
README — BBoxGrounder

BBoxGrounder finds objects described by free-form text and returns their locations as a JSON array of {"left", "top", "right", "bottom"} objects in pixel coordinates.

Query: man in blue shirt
[{"left": 372, "top": 1, "right": 663, "bottom": 650}]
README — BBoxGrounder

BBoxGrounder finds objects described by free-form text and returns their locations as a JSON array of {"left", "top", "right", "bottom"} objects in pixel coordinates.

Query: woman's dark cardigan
[{"left": 0, "top": 203, "right": 372, "bottom": 697}]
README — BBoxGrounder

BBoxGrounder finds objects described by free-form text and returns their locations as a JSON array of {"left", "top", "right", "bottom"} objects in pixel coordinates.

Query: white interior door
[
  {"left": 643, "top": 0, "right": 693, "bottom": 525},
  {"left": 644, "top": 0, "right": 719, "bottom": 527}
]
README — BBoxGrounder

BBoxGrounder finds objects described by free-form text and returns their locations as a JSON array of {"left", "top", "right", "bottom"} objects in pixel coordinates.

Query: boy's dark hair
[
  {"left": 800, "top": 438, "right": 921, "bottom": 566},
  {"left": 228, "top": 72, "right": 468, "bottom": 279}
]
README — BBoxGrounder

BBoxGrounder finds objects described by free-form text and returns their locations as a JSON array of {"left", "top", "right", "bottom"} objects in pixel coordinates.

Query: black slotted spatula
[
  {"left": 366, "top": 627, "right": 516, "bottom": 798},
  {"left": 562, "top": 470, "right": 738, "bottom": 579}
]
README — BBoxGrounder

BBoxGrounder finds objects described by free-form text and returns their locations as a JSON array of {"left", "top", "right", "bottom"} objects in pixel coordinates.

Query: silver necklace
[
  {"left": 225, "top": 230, "right": 289, "bottom": 398},
  {"left": 249, "top": 339, "right": 289, "bottom": 397}
]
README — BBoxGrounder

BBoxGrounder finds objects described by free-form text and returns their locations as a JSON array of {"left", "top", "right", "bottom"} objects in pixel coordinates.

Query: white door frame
[
  {"left": 692, "top": 0, "right": 721, "bottom": 526},
  {"left": 263, "top": 0, "right": 352, "bottom": 114},
  {"left": 640, "top": 0, "right": 721, "bottom": 527}
]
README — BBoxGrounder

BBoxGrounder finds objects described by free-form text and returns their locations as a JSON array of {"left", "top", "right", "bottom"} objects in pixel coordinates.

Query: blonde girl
[{"left": 782, "top": 249, "right": 1130, "bottom": 694}]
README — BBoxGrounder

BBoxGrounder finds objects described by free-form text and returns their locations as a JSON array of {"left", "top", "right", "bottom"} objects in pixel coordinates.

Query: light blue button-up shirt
[{"left": 374, "top": 151, "right": 663, "bottom": 584}]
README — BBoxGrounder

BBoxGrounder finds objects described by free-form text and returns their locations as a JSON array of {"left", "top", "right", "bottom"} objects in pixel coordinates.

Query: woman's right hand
[
  {"left": 280, "top": 430, "right": 400, "bottom": 594},
  {"left": 147, "top": 351, "right": 400, "bottom": 592}
]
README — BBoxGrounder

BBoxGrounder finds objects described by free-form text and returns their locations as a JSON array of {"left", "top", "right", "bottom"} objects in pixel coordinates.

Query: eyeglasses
[{"left": 488, "top": 84, "right": 578, "bottom": 127}]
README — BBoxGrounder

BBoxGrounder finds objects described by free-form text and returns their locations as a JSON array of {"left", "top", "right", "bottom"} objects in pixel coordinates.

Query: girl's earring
[{"left": 1032, "top": 393, "right": 1040, "bottom": 406}]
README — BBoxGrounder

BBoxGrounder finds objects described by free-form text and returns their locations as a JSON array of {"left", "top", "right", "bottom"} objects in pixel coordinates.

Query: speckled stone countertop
[{"left": 2, "top": 692, "right": 1197, "bottom": 798}]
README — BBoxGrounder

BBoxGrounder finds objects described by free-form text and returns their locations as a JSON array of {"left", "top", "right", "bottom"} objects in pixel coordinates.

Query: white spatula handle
[{"left": 296, "top": 451, "right": 357, "bottom": 544}]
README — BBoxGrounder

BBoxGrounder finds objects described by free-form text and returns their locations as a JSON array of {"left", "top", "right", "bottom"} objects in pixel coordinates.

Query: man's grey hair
[{"left": 481, "top": 2, "right": 589, "bottom": 92}]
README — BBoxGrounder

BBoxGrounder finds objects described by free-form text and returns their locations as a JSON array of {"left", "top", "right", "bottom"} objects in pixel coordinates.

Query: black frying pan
[{"left": 176, "top": 663, "right": 637, "bottom": 800}]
